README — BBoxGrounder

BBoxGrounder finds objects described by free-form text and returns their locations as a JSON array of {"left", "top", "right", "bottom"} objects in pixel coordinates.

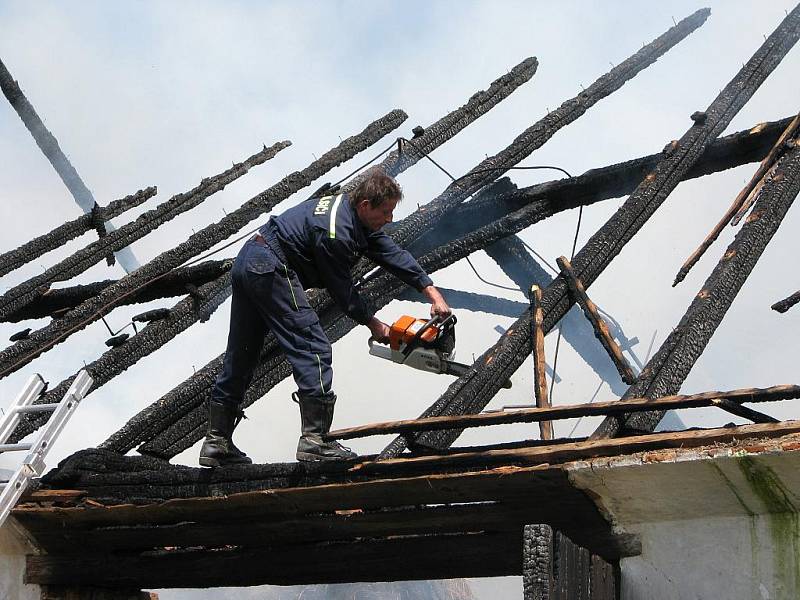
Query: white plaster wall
[
  {"left": 0, "top": 523, "right": 40, "bottom": 600},
  {"left": 621, "top": 515, "right": 798, "bottom": 600}
]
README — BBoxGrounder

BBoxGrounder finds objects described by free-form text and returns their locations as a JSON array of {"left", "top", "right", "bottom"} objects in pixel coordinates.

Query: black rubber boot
[
  {"left": 199, "top": 400, "right": 253, "bottom": 467},
  {"left": 294, "top": 392, "right": 357, "bottom": 462}
]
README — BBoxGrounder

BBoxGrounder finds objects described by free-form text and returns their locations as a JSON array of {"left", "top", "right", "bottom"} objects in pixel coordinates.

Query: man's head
[{"left": 350, "top": 167, "right": 402, "bottom": 232}]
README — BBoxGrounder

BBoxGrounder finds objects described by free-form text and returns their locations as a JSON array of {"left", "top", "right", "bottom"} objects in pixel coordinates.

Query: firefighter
[{"left": 200, "top": 168, "right": 450, "bottom": 466}]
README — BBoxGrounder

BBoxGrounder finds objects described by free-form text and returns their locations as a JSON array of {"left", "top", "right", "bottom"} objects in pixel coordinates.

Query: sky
[{"left": 1, "top": 1, "right": 799, "bottom": 597}]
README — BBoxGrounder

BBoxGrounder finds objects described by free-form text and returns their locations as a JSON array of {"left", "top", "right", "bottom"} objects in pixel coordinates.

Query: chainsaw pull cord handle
[{"left": 401, "top": 314, "right": 457, "bottom": 358}]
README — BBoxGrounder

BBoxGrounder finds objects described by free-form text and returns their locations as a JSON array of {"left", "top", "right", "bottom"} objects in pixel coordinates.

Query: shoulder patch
[{"left": 313, "top": 195, "right": 334, "bottom": 216}]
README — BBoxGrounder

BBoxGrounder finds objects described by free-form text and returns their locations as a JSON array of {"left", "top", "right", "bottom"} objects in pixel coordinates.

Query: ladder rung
[
  {"left": 14, "top": 403, "right": 60, "bottom": 414},
  {"left": 0, "top": 443, "right": 33, "bottom": 452}
]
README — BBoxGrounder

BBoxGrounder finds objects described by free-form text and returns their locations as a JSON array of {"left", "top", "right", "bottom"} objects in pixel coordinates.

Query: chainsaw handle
[{"left": 368, "top": 335, "right": 389, "bottom": 348}]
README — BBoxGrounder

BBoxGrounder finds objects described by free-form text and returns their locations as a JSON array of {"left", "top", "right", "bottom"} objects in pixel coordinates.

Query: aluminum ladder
[{"left": 0, "top": 370, "right": 92, "bottom": 526}]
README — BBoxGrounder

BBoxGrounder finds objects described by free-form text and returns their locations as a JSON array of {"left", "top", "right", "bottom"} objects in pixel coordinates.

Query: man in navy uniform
[{"left": 200, "top": 168, "right": 450, "bottom": 466}]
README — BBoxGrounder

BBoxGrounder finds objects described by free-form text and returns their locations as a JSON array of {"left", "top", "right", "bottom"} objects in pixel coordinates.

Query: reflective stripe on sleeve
[{"left": 328, "top": 194, "right": 344, "bottom": 239}]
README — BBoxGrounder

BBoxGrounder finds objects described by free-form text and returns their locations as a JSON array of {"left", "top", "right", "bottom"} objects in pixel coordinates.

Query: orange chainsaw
[{"left": 368, "top": 314, "right": 512, "bottom": 388}]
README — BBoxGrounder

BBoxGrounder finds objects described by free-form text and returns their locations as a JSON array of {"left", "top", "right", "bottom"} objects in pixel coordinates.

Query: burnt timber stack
[{"left": 2, "top": 5, "right": 800, "bottom": 599}]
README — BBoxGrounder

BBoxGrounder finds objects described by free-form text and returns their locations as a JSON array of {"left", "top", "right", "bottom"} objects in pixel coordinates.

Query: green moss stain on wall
[
  {"left": 737, "top": 457, "right": 800, "bottom": 595},
  {"left": 710, "top": 461, "right": 761, "bottom": 588}
]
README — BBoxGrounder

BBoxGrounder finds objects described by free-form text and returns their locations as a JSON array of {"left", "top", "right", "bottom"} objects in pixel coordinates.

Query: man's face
[{"left": 356, "top": 196, "right": 399, "bottom": 232}]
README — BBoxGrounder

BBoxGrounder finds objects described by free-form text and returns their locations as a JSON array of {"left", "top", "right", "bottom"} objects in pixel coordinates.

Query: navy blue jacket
[{"left": 265, "top": 193, "right": 433, "bottom": 325}]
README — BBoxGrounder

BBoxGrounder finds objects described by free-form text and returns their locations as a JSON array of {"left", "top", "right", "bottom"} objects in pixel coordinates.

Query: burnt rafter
[
  {"left": 0, "top": 142, "right": 288, "bottom": 321},
  {"left": 591, "top": 137, "right": 800, "bottom": 439},
  {"left": 772, "top": 288, "right": 800, "bottom": 313},
  {"left": 9, "top": 115, "right": 789, "bottom": 324},
  {"left": 0, "top": 110, "right": 407, "bottom": 379},
  {"left": 556, "top": 255, "right": 637, "bottom": 385},
  {"left": 0, "top": 187, "right": 157, "bottom": 279},
  {"left": 673, "top": 112, "right": 800, "bottom": 285},
  {"left": 324, "top": 385, "right": 800, "bottom": 441},
  {"left": 1, "top": 259, "right": 232, "bottom": 323},
  {"left": 8, "top": 272, "right": 234, "bottom": 444},
  {"left": 380, "top": 8, "right": 710, "bottom": 257},
  {"left": 0, "top": 56, "right": 140, "bottom": 273},
  {"left": 378, "top": 6, "right": 800, "bottom": 458},
  {"left": 345, "top": 56, "right": 538, "bottom": 187}
]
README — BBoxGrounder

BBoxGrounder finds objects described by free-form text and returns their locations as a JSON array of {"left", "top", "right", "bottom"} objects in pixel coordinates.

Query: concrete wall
[
  {"left": 0, "top": 521, "right": 40, "bottom": 600},
  {"left": 621, "top": 514, "right": 798, "bottom": 600},
  {"left": 567, "top": 441, "right": 800, "bottom": 600}
]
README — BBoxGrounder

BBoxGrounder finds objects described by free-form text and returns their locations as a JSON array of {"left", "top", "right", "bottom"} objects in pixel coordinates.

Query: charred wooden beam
[
  {"left": 8, "top": 273, "right": 233, "bottom": 443},
  {"left": 523, "top": 525, "right": 616, "bottom": 600},
  {"left": 0, "top": 110, "right": 406, "bottom": 379},
  {"left": 529, "top": 285, "right": 552, "bottom": 440},
  {"left": 1, "top": 259, "right": 231, "bottom": 323},
  {"left": 360, "top": 421, "right": 800, "bottom": 476},
  {"left": 556, "top": 256, "right": 636, "bottom": 385},
  {"left": 382, "top": 8, "right": 710, "bottom": 257},
  {"left": 378, "top": 6, "right": 800, "bottom": 458},
  {"left": 0, "top": 187, "right": 156, "bottom": 279},
  {"left": 0, "top": 142, "right": 287, "bottom": 322},
  {"left": 772, "top": 288, "right": 800, "bottom": 313},
  {"left": 25, "top": 531, "right": 523, "bottom": 588},
  {"left": 0, "top": 56, "right": 140, "bottom": 272},
  {"left": 436, "top": 115, "right": 797, "bottom": 254},
  {"left": 730, "top": 113, "right": 800, "bottom": 225},
  {"left": 347, "top": 56, "right": 538, "bottom": 186},
  {"left": 324, "top": 385, "right": 799, "bottom": 441},
  {"left": 592, "top": 137, "right": 800, "bottom": 439},
  {"left": 673, "top": 112, "right": 800, "bottom": 285}
]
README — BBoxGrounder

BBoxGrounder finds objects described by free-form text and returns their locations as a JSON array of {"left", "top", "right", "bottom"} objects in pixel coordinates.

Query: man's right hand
[{"left": 368, "top": 317, "right": 390, "bottom": 343}]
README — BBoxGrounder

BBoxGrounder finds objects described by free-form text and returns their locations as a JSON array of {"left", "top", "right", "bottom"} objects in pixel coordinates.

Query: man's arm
[{"left": 366, "top": 231, "right": 450, "bottom": 319}]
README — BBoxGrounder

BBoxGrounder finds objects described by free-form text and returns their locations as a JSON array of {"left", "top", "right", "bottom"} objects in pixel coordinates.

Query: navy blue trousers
[{"left": 212, "top": 237, "right": 333, "bottom": 407}]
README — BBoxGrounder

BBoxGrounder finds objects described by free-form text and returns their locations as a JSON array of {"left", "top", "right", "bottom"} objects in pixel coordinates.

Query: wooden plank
[
  {"left": 730, "top": 114, "right": 800, "bottom": 225},
  {"left": 530, "top": 285, "right": 553, "bottom": 439},
  {"left": 354, "top": 420, "right": 800, "bottom": 476},
  {"left": 325, "top": 385, "right": 800, "bottom": 441},
  {"left": 19, "top": 489, "right": 87, "bottom": 504},
  {"left": 674, "top": 112, "right": 800, "bottom": 284},
  {"left": 26, "top": 531, "right": 523, "bottom": 588},
  {"left": 556, "top": 256, "right": 636, "bottom": 385}
]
